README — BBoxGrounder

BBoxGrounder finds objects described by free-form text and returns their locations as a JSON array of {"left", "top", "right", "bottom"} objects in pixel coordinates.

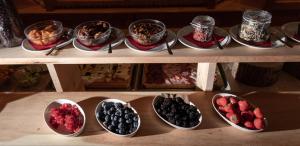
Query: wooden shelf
[
  {"left": 0, "top": 91, "right": 300, "bottom": 146},
  {"left": 1, "top": 42, "right": 300, "bottom": 65}
]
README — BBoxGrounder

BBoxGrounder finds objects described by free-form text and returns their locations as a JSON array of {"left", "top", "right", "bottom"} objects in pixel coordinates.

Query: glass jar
[
  {"left": 0, "top": 0, "right": 24, "bottom": 48},
  {"left": 239, "top": 10, "right": 272, "bottom": 42},
  {"left": 190, "top": 15, "right": 215, "bottom": 42}
]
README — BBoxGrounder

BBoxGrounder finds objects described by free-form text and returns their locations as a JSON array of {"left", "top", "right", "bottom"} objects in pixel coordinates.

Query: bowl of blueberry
[
  {"left": 95, "top": 99, "right": 141, "bottom": 137},
  {"left": 153, "top": 93, "right": 202, "bottom": 130},
  {"left": 44, "top": 99, "right": 86, "bottom": 137}
]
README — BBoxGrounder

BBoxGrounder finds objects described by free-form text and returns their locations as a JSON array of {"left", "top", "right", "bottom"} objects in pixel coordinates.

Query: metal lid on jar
[
  {"left": 243, "top": 10, "right": 272, "bottom": 24},
  {"left": 191, "top": 15, "right": 215, "bottom": 28}
]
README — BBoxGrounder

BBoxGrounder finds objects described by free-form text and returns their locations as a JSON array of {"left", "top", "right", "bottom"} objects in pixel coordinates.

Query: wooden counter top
[{"left": 0, "top": 91, "right": 300, "bottom": 146}]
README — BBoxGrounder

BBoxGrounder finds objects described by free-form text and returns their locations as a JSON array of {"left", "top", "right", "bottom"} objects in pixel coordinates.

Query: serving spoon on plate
[{"left": 45, "top": 28, "right": 74, "bottom": 56}]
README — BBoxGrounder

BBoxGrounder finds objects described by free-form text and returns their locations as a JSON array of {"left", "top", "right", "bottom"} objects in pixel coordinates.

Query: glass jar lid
[
  {"left": 191, "top": 15, "right": 215, "bottom": 28},
  {"left": 243, "top": 10, "right": 272, "bottom": 24}
]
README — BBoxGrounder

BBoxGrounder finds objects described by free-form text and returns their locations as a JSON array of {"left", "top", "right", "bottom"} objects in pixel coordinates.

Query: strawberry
[
  {"left": 238, "top": 100, "right": 250, "bottom": 112},
  {"left": 218, "top": 106, "right": 226, "bottom": 113},
  {"left": 244, "top": 121, "right": 255, "bottom": 129},
  {"left": 223, "top": 103, "right": 235, "bottom": 113},
  {"left": 216, "top": 96, "right": 228, "bottom": 106},
  {"left": 254, "top": 118, "right": 265, "bottom": 129},
  {"left": 226, "top": 113, "right": 240, "bottom": 124},
  {"left": 253, "top": 107, "right": 264, "bottom": 119},
  {"left": 229, "top": 97, "right": 238, "bottom": 104},
  {"left": 241, "top": 111, "right": 254, "bottom": 121}
]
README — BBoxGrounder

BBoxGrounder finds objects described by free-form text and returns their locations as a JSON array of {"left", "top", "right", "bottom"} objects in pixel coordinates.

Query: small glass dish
[
  {"left": 129, "top": 19, "right": 166, "bottom": 45},
  {"left": 190, "top": 16, "right": 215, "bottom": 42},
  {"left": 24, "top": 20, "right": 63, "bottom": 46},
  {"left": 239, "top": 10, "right": 272, "bottom": 42},
  {"left": 74, "top": 20, "right": 111, "bottom": 47}
]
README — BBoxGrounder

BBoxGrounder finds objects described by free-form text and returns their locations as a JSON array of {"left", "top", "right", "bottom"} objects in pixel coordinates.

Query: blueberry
[
  {"left": 125, "top": 114, "right": 130, "bottom": 119},
  {"left": 157, "top": 108, "right": 161, "bottom": 114},
  {"left": 115, "top": 111, "right": 122, "bottom": 116},
  {"left": 108, "top": 125, "right": 115, "bottom": 131},
  {"left": 110, "top": 115, "right": 114, "bottom": 121},
  {"left": 133, "top": 121, "right": 139, "bottom": 128},
  {"left": 126, "top": 119, "right": 132, "bottom": 124},
  {"left": 175, "top": 120, "right": 181, "bottom": 126},
  {"left": 176, "top": 97, "right": 184, "bottom": 103},
  {"left": 118, "top": 123, "right": 125, "bottom": 129},
  {"left": 181, "top": 116, "right": 187, "bottom": 121},
  {"left": 119, "top": 117, "right": 125, "bottom": 123},
  {"left": 133, "top": 116, "right": 138, "bottom": 121},
  {"left": 175, "top": 114, "right": 180, "bottom": 120},
  {"left": 105, "top": 115, "right": 110, "bottom": 122},
  {"left": 114, "top": 103, "right": 123, "bottom": 109},
  {"left": 111, "top": 121, "right": 118, "bottom": 126},
  {"left": 113, "top": 116, "right": 118, "bottom": 121},
  {"left": 119, "top": 128, "right": 126, "bottom": 135}
]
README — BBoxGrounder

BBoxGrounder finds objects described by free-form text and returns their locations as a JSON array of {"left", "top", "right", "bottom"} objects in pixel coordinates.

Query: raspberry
[{"left": 49, "top": 103, "right": 83, "bottom": 133}]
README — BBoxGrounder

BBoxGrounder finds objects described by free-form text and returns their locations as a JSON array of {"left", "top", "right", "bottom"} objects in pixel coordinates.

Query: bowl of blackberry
[
  {"left": 95, "top": 99, "right": 141, "bottom": 137},
  {"left": 153, "top": 93, "right": 202, "bottom": 130}
]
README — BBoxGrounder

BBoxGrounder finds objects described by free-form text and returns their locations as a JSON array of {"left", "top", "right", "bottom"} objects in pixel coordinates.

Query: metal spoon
[{"left": 164, "top": 31, "right": 173, "bottom": 55}]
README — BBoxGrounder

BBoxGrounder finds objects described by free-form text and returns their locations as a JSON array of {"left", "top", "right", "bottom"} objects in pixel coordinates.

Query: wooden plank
[
  {"left": 196, "top": 63, "right": 216, "bottom": 91},
  {"left": 0, "top": 91, "right": 300, "bottom": 146},
  {"left": 46, "top": 64, "right": 85, "bottom": 92},
  {"left": 1, "top": 42, "right": 300, "bottom": 64}
]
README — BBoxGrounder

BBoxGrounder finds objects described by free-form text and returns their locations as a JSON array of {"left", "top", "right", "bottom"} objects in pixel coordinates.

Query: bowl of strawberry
[
  {"left": 44, "top": 99, "right": 86, "bottom": 136},
  {"left": 212, "top": 93, "right": 267, "bottom": 132}
]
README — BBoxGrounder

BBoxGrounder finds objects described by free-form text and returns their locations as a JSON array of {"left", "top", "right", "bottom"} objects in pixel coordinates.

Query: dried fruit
[
  {"left": 254, "top": 118, "right": 265, "bottom": 129},
  {"left": 253, "top": 107, "right": 264, "bottom": 119}
]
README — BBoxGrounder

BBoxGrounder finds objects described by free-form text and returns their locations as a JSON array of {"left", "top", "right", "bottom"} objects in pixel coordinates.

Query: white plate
[
  {"left": 22, "top": 28, "right": 73, "bottom": 53},
  {"left": 125, "top": 30, "right": 177, "bottom": 53},
  {"left": 177, "top": 25, "right": 231, "bottom": 50},
  {"left": 212, "top": 93, "right": 268, "bottom": 133},
  {"left": 230, "top": 25, "right": 284, "bottom": 49},
  {"left": 95, "top": 99, "right": 141, "bottom": 137},
  {"left": 44, "top": 99, "right": 86, "bottom": 137},
  {"left": 281, "top": 21, "right": 300, "bottom": 43},
  {"left": 152, "top": 94, "right": 202, "bottom": 130},
  {"left": 73, "top": 27, "right": 124, "bottom": 52}
]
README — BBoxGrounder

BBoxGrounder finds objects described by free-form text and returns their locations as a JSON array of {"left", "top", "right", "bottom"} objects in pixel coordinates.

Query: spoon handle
[
  {"left": 166, "top": 41, "right": 173, "bottom": 55},
  {"left": 45, "top": 46, "right": 57, "bottom": 56}
]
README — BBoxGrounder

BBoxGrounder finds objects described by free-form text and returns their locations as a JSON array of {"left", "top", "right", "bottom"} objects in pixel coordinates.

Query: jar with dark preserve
[
  {"left": 239, "top": 10, "right": 272, "bottom": 42},
  {"left": 0, "top": 0, "right": 24, "bottom": 48}
]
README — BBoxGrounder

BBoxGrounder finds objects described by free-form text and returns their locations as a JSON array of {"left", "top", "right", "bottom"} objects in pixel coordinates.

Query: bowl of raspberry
[{"left": 44, "top": 99, "right": 86, "bottom": 136}]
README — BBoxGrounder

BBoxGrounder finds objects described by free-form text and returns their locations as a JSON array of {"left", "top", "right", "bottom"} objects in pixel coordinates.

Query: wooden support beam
[{"left": 46, "top": 64, "right": 85, "bottom": 92}]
